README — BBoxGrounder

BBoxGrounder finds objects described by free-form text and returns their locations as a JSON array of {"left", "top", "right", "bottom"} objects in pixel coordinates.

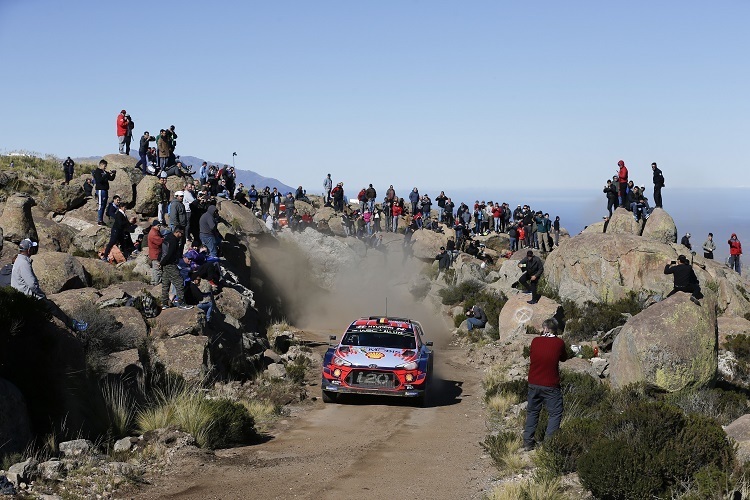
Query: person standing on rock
[
  {"left": 101, "top": 198, "right": 136, "bottom": 262},
  {"left": 523, "top": 317, "right": 567, "bottom": 451},
  {"left": 169, "top": 191, "right": 188, "bottom": 245},
  {"left": 92, "top": 159, "right": 116, "bottom": 226},
  {"left": 323, "top": 174, "right": 333, "bottom": 205},
  {"left": 664, "top": 255, "right": 702, "bottom": 305},
  {"left": 135, "top": 131, "right": 156, "bottom": 174},
  {"left": 11, "top": 239, "right": 88, "bottom": 332},
  {"left": 702, "top": 233, "right": 716, "bottom": 260},
  {"left": 652, "top": 162, "right": 665, "bottom": 208},
  {"left": 116, "top": 110, "right": 129, "bottom": 154},
  {"left": 157, "top": 129, "right": 172, "bottom": 172},
  {"left": 553, "top": 216, "right": 561, "bottom": 247},
  {"left": 604, "top": 178, "right": 618, "bottom": 216},
  {"left": 518, "top": 250, "right": 544, "bottom": 304},
  {"left": 617, "top": 160, "right": 628, "bottom": 208},
  {"left": 148, "top": 220, "right": 165, "bottom": 285},
  {"left": 124, "top": 114, "right": 135, "bottom": 155},
  {"left": 62, "top": 156, "right": 75, "bottom": 185},
  {"left": 160, "top": 225, "right": 192, "bottom": 310},
  {"left": 728, "top": 234, "right": 742, "bottom": 275},
  {"left": 200, "top": 205, "right": 222, "bottom": 258},
  {"left": 156, "top": 172, "right": 170, "bottom": 225}
]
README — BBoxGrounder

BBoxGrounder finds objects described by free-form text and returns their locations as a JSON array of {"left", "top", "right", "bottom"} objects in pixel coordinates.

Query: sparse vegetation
[
  {"left": 482, "top": 431, "right": 525, "bottom": 474},
  {"left": 562, "top": 292, "right": 643, "bottom": 343},
  {"left": 285, "top": 356, "right": 310, "bottom": 383}
]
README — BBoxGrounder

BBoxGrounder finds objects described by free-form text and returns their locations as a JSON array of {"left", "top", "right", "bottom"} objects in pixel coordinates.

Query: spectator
[
  {"left": 11, "top": 239, "right": 88, "bottom": 331},
  {"left": 553, "top": 216, "right": 561, "bottom": 247},
  {"left": 248, "top": 184, "right": 259, "bottom": 209},
  {"left": 409, "top": 188, "right": 420, "bottom": 216},
  {"left": 508, "top": 223, "right": 518, "bottom": 252},
  {"left": 518, "top": 250, "right": 544, "bottom": 304},
  {"left": 116, "top": 109, "right": 128, "bottom": 154},
  {"left": 681, "top": 233, "right": 692, "bottom": 251},
  {"left": 664, "top": 255, "right": 703, "bottom": 305},
  {"left": 101, "top": 199, "right": 135, "bottom": 262},
  {"left": 652, "top": 162, "right": 665, "bottom": 208},
  {"left": 185, "top": 271, "right": 214, "bottom": 322},
  {"left": 523, "top": 317, "right": 567, "bottom": 451},
  {"left": 135, "top": 131, "right": 156, "bottom": 174},
  {"left": 182, "top": 183, "right": 197, "bottom": 242},
  {"left": 200, "top": 205, "right": 222, "bottom": 258},
  {"left": 156, "top": 172, "right": 170, "bottom": 224},
  {"left": 702, "top": 233, "right": 716, "bottom": 260},
  {"left": 323, "top": 174, "right": 333, "bottom": 205},
  {"left": 465, "top": 305, "right": 487, "bottom": 331},
  {"left": 604, "top": 178, "right": 618, "bottom": 216},
  {"left": 617, "top": 160, "right": 628, "bottom": 207},
  {"left": 729, "top": 234, "right": 742, "bottom": 275},
  {"left": 160, "top": 225, "right": 192, "bottom": 310},
  {"left": 92, "top": 159, "right": 116, "bottom": 226},
  {"left": 169, "top": 191, "right": 188, "bottom": 238},
  {"left": 444, "top": 198, "right": 455, "bottom": 226},
  {"left": 157, "top": 129, "right": 172, "bottom": 172},
  {"left": 62, "top": 156, "right": 75, "bottom": 185},
  {"left": 366, "top": 184, "right": 377, "bottom": 213},
  {"left": 537, "top": 213, "right": 552, "bottom": 254},
  {"left": 83, "top": 178, "right": 94, "bottom": 197},
  {"left": 124, "top": 114, "right": 134, "bottom": 155},
  {"left": 148, "top": 220, "right": 164, "bottom": 285},
  {"left": 391, "top": 200, "right": 402, "bottom": 232}
]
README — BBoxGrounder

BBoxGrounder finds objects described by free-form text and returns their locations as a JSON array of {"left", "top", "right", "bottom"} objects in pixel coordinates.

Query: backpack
[
  {"left": 129, "top": 291, "right": 160, "bottom": 318},
  {"left": 0, "top": 263, "right": 12, "bottom": 288}
]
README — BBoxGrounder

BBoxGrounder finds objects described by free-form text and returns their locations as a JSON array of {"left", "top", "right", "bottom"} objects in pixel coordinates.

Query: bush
[
  {"left": 482, "top": 431, "right": 523, "bottom": 473},
  {"left": 537, "top": 417, "right": 603, "bottom": 475},
  {"left": 438, "top": 280, "right": 484, "bottom": 305},
  {"left": 453, "top": 313, "right": 467, "bottom": 328},
  {"left": 666, "top": 387, "right": 748, "bottom": 426},
  {"left": 203, "top": 398, "right": 258, "bottom": 448},
  {"left": 285, "top": 356, "right": 309, "bottom": 383},
  {"left": 71, "top": 301, "right": 136, "bottom": 375},
  {"left": 562, "top": 292, "right": 643, "bottom": 343}
]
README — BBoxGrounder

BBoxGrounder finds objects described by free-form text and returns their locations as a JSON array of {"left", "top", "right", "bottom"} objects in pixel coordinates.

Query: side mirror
[
  {"left": 426, "top": 341, "right": 433, "bottom": 347},
  {"left": 329, "top": 335, "right": 337, "bottom": 341}
]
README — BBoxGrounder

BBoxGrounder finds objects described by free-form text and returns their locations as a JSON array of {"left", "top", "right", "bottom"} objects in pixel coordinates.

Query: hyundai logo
[{"left": 368, "top": 364, "right": 378, "bottom": 368}]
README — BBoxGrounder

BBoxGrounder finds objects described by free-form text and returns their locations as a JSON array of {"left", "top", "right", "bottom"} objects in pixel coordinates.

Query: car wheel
[{"left": 322, "top": 390, "right": 338, "bottom": 404}]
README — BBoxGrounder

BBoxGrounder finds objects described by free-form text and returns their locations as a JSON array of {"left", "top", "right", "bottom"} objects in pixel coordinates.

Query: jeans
[
  {"left": 467, "top": 317, "right": 485, "bottom": 331},
  {"left": 158, "top": 202, "right": 167, "bottom": 224},
  {"left": 136, "top": 153, "right": 148, "bottom": 174},
  {"left": 519, "top": 272, "right": 540, "bottom": 301},
  {"left": 158, "top": 156, "right": 169, "bottom": 171},
  {"left": 97, "top": 190, "right": 108, "bottom": 223},
  {"left": 197, "top": 301, "right": 213, "bottom": 322},
  {"left": 118, "top": 135, "right": 126, "bottom": 153},
  {"left": 202, "top": 234, "right": 218, "bottom": 258},
  {"left": 729, "top": 255, "right": 742, "bottom": 275},
  {"left": 392, "top": 216, "right": 399, "bottom": 232},
  {"left": 494, "top": 217, "right": 500, "bottom": 232},
  {"left": 523, "top": 384, "right": 563, "bottom": 447},
  {"left": 368, "top": 199, "right": 375, "bottom": 213},
  {"left": 509, "top": 237, "right": 517, "bottom": 252},
  {"left": 554, "top": 230, "right": 560, "bottom": 246},
  {"left": 438, "top": 207, "right": 444, "bottom": 222}
]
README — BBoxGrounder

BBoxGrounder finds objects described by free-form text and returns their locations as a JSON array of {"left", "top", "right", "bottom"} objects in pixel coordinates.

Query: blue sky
[{"left": 1, "top": 0, "right": 748, "bottom": 193}]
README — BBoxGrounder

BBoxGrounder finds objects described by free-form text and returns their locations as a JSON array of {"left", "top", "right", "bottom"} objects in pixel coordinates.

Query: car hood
[{"left": 335, "top": 345, "right": 418, "bottom": 368}]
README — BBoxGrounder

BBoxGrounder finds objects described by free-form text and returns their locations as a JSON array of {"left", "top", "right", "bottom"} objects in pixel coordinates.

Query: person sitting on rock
[
  {"left": 11, "top": 239, "right": 88, "bottom": 332},
  {"left": 664, "top": 254, "right": 702, "bottom": 305},
  {"left": 435, "top": 246, "right": 451, "bottom": 272},
  {"left": 681, "top": 233, "right": 692, "bottom": 251},
  {"left": 465, "top": 305, "right": 487, "bottom": 331},
  {"left": 185, "top": 271, "right": 215, "bottom": 323}
]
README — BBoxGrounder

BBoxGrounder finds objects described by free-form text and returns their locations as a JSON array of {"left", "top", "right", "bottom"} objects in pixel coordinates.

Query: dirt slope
[{"left": 130, "top": 332, "right": 494, "bottom": 500}]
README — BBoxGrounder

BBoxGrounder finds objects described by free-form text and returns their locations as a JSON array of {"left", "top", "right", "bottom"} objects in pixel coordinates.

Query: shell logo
[{"left": 365, "top": 351, "right": 385, "bottom": 359}]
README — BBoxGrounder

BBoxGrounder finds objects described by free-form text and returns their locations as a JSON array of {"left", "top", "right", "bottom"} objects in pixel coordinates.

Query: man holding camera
[
  {"left": 465, "top": 305, "right": 487, "bottom": 331},
  {"left": 664, "top": 255, "right": 702, "bottom": 305},
  {"left": 518, "top": 250, "right": 544, "bottom": 304}
]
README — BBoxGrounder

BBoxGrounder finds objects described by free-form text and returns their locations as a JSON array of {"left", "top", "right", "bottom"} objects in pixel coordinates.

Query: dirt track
[{"left": 131, "top": 329, "right": 494, "bottom": 500}]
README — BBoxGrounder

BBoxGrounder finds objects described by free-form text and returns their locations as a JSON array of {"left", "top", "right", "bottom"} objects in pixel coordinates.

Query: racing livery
[{"left": 321, "top": 317, "right": 434, "bottom": 406}]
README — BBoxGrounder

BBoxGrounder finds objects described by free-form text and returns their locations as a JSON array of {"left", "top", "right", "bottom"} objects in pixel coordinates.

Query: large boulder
[
  {"left": 217, "top": 199, "right": 266, "bottom": 235},
  {"left": 609, "top": 293, "right": 717, "bottom": 392},
  {"left": 605, "top": 207, "right": 644, "bottom": 236},
  {"left": 215, "top": 287, "right": 253, "bottom": 327},
  {"left": 150, "top": 307, "right": 207, "bottom": 338},
  {"left": 72, "top": 224, "right": 110, "bottom": 253},
  {"left": 32, "top": 252, "right": 88, "bottom": 293},
  {"left": 581, "top": 221, "right": 606, "bottom": 234},
  {"left": 39, "top": 184, "right": 87, "bottom": 214},
  {"left": 725, "top": 414, "right": 750, "bottom": 463},
  {"left": 110, "top": 307, "right": 148, "bottom": 347},
  {"left": 718, "top": 315, "right": 750, "bottom": 348},
  {"left": 497, "top": 294, "right": 564, "bottom": 347},
  {"left": 1, "top": 194, "right": 37, "bottom": 243},
  {"left": 640, "top": 208, "right": 677, "bottom": 244},
  {"left": 410, "top": 229, "right": 448, "bottom": 260},
  {"left": 101, "top": 154, "right": 143, "bottom": 206},
  {"left": 133, "top": 175, "right": 184, "bottom": 216},
  {"left": 0, "top": 378, "right": 33, "bottom": 455},
  {"left": 479, "top": 232, "right": 511, "bottom": 253},
  {"left": 31, "top": 209, "right": 75, "bottom": 253},
  {"left": 206, "top": 331, "right": 270, "bottom": 380},
  {"left": 152, "top": 336, "right": 208, "bottom": 383},
  {"left": 312, "top": 206, "right": 347, "bottom": 236}
]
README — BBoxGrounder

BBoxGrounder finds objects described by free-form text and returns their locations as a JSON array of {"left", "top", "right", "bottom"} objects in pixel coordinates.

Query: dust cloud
[{"left": 248, "top": 233, "right": 451, "bottom": 346}]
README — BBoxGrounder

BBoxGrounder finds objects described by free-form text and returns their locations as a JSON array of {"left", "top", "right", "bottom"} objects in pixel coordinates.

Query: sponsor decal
[{"left": 365, "top": 351, "right": 385, "bottom": 359}]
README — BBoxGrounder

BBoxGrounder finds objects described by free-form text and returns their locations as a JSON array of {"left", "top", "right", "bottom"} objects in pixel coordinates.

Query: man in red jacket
[
  {"left": 729, "top": 233, "right": 742, "bottom": 275},
  {"left": 147, "top": 220, "right": 165, "bottom": 285},
  {"left": 523, "top": 317, "right": 568, "bottom": 451},
  {"left": 117, "top": 109, "right": 129, "bottom": 154},
  {"left": 617, "top": 160, "right": 628, "bottom": 208}
]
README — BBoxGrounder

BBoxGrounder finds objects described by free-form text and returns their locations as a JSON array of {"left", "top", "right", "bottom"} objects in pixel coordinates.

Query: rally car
[{"left": 321, "top": 317, "right": 434, "bottom": 406}]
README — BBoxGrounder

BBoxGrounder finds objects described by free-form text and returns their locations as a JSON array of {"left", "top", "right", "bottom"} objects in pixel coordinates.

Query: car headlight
[
  {"left": 396, "top": 361, "right": 418, "bottom": 370},
  {"left": 332, "top": 356, "right": 352, "bottom": 367}
]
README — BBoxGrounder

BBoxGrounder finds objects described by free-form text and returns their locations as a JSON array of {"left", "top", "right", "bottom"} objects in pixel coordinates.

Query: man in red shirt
[
  {"left": 147, "top": 220, "right": 165, "bottom": 285},
  {"left": 117, "top": 109, "right": 129, "bottom": 154},
  {"left": 523, "top": 317, "right": 568, "bottom": 451},
  {"left": 729, "top": 233, "right": 742, "bottom": 275},
  {"left": 617, "top": 160, "right": 628, "bottom": 208}
]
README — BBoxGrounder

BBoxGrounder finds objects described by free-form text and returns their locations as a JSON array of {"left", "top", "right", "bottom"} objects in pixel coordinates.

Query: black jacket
[
  {"left": 139, "top": 135, "right": 156, "bottom": 155},
  {"left": 520, "top": 255, "right": 544, "bottom": 278},
  {"left": 93, "top": 168, "right": 116, "bottom": 191},
  {"left": 653, "top": 167, "right": 665, "bottom": 187},
  {"left": 664, "top": 263, "right": 698, "bottom": 288},
  {"left": 160, "top": 232, "right": 183, "bottom": 266},
  {"left": 471, "top": 306, "right": 488, "bottom": 326}
]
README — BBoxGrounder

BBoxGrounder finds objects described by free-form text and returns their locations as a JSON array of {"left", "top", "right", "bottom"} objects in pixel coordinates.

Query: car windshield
[{"left": 341, "top": 331, "right": 416, "bottom": 349}]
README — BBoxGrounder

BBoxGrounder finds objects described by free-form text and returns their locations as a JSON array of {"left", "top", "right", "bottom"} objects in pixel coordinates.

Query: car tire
[{"left": 322, "top": 390, "right": 338, "bottom": 404}]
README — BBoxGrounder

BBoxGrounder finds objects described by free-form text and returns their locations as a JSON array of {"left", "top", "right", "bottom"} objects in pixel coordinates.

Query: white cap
[{"left": 175, "top": 191, "right": 184, "bottom": 197}]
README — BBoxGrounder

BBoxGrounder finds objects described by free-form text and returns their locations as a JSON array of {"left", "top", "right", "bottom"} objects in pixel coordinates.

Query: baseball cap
[
  {"left": 151, "top": 219, "right": 161, "bottom": 227},
  {"left": 175, "top": 191, "right": 184, "bottom": 197},
  {"left": 159, "top": 171, "right": 168, "bottom": 179},
  {"left": 19, "top": 239, "right": 38, "bottom": 252}
]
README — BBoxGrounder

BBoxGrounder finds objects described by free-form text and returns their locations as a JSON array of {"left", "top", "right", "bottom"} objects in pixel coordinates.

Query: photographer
[
  {"left": 518, "top": 250, "right": 544, "bottom": 304},
  {"left": 664, "top": 255, "right": 702, "bottom": 305},
  {"left": 465, "top": 305, "right": 487, "bottom": 331}
]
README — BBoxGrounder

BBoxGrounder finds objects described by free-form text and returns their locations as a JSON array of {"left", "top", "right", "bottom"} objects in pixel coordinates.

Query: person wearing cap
[
  {"left": 12, "top": 239, "right": 88, "bottom": 331},
  {"left": 523, "top": 317, "right": 567, "bottom": 451},
  {"left": 518, "top": 250, "right": 544, "bottom": 304},
  {"left": 169, "top": 191, "right": 188, "bottom": 245},
  {"left": 135, "top": 131, "right": 156, "bottom": 174},
  {"left": 160, "top": 226, "right": 192, "bottom": 310},
  {"left": 92, "top": 159, "right": 116, "bottom": 226},
  {"left": 665, "top": 255, "right": 702, "bottom": 305},
  {"left": 157, "top": 172, "right": 170, "bottom": 224},
  {"left": 116, "top": 109, "right": 129, "bottom": 154},
  {"left": 435, "top": 246, "right": 451, "bottom": 271},
  {"left": 681, "top": 233, "right": 692, "bottom": 251}
]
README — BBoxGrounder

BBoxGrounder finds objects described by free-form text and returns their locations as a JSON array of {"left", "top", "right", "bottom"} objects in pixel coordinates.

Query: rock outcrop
[
  {"left": 1, "top": 194, "right": 38, "bottom": 243},
  {"left": 640, "top": 208, "right": 677, "bottom": 244},
  {"left": 497, "top": 294, "right": 563, "bottom": 347},
  {"left": 606, "top": 207, "right": 644, "bottom": 236},
  {"left": 32, "top": 252, "right": 88, "bottom": 293},
  {"left": 609, "top": 293, "right": 717, "bottom": 392}
]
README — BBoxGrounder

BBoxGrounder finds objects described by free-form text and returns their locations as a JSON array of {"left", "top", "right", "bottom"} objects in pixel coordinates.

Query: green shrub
[
  {"left": 464, "top": 290, "right": 507, "bottom": 328},
  {"left": 453, "top": 313, "right": 467, "bottom": 328},
  {"left": 562, "top": 292, "right": 643, "bottom": 343},
  {"left": 666, "top": 387, "right": 748, "bottom": 426},
  {"left": 481, "top": 431, "right": 522, "bottom": 471},
  {"left": 578, "top": 344, "right": 595, "bottom": 359},
  {"left": 725, "top": 334, "right": 750, "bottom": 361},
  {"left": 285, "top": 356, "right": 309, "bottom": 383},
  {"left": 439, "top": 280, "right": 485, "bottom": 305},
  {"left": 560, "top": 371, "right": 607, "bottom": 412},
  {"left": 537, "top": 417, "right": 603, "bottom": 475},
  {"left": 486, "top": 378, "right": 528, "bottom": 401},
  {"left": 203, "top": 398, "right": 259, "bottom": 448}
]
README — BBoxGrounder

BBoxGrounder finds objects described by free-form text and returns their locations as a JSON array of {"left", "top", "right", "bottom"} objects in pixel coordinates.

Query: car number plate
[{"left": 354, "top": 371, "right": 394, "bottom": 387}]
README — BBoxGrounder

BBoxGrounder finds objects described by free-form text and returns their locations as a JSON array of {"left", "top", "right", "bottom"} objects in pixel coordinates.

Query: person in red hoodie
[
  {"left": 391, "top": 200, "right": 403, "bottom": 233},
  {"left": 117, "top": 109, "right": 129, "bottom": 154},
  {"left": 523, "top": 317, "right": 568, "bottom": 451},
  {"left": 617, "top": 159, "right": 628, "bottom": 208},
  {"left": 147, "top": 220, "right": 165, "bottom": 285},
  {"left": 728, "top": 233, "right": 742, "bottom": 275}
]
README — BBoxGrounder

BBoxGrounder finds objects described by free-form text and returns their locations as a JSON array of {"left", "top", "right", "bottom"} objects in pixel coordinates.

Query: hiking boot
[
  {"left": 690, "top": 296, "right": 701, "bottom": 306},
  {"left": 175, "top": 301, "right": 194, "bottom": 310},
  {"left": 527, "top": 299, "right": 538, "bottom": 305},
  {"left": 523, "top": 442, "right": 536, "bottom": 452},
  {"left": 72, "top": 320, "right": 88, "bottom": 332},
  {"left": 97, "top": 221, "right": 106, "bottom": 226}
]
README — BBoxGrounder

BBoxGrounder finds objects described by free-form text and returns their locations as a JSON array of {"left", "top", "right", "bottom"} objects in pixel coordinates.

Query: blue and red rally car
[{"left": 321, "top": 317, "right": 434, "bottom": 406}]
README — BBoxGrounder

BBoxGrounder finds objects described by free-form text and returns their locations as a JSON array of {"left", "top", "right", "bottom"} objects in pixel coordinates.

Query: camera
[{"left": 670, "top": 261, "right": 676, "bottom": 265}]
